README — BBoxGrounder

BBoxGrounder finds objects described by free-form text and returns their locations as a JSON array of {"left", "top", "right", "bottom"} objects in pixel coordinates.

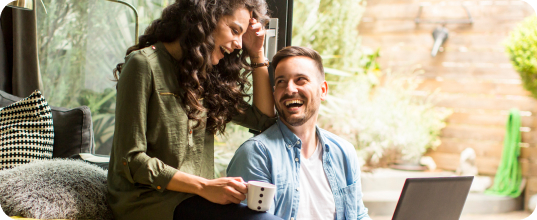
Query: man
[{"left": 227, "top": 46, "right": 371, "bottom": 220}]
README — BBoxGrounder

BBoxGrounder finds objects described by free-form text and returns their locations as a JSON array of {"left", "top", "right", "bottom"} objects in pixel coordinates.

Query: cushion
[
  {"left": 0, "top": 90, "right": 54, "bottom": 169},
  {"left": 0, "top": 159, "right": 113, "bottom": 219},
  {"left": 0, "top": 90, "right": 95, "bottom": 158}
]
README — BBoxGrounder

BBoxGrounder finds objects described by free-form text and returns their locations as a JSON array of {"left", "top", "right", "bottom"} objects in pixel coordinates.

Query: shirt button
[
  {"left": 287, "top": 145, "right": 291, "bottom": 148},
  {"left": 291, "top": 218, "right": 294, "bottom": 220},
  {"left": 295, "top": 158, "right": 299, "bottom": 162},
  {"left": 296, "top": 187, "right": 299, "bottom": 191},
  {"left": 296, "top": 140, "right": 300, "bottom": 144},
  {"left": 189, "top": 130, "right": 193, "bottom": 134},
  {"left": 123, "top": 162, "right": 127, "bottom": 166},
  {"left": 157, "top": 186, "right": 161, "bottom": 190}
]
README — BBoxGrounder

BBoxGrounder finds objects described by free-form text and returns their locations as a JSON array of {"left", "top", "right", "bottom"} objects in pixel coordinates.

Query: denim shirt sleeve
[
  {"left": 227, "top": 139, "right": 272, "bottom": 182},
  {"left": 348, "top": 146, "right": 372, "bottom": 220},
  {"left": 226, "top": 140, "right": 275, "bottom": 212},
  {"left": 354, "top": 169, "right": 372, "bottom": 220}
]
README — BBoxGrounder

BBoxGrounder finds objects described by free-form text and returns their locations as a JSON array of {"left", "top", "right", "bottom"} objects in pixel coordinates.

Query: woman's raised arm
[{"left": 244, "top": 18, "right": 275, "bottom": 118}]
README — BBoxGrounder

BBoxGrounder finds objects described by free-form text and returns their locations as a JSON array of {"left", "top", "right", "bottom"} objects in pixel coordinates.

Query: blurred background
[{"left": 19, "top": 0, "right": 537, "bottom": 218}]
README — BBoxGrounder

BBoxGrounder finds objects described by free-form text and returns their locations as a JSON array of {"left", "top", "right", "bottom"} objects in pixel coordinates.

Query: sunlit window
[{"left": 36, "top": 0, "right": 171, "bottom": 154}]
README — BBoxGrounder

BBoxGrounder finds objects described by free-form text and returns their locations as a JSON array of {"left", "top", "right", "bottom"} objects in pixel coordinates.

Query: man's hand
[{"left": 198, "top": 177, "right": 248, "bottom": 205}]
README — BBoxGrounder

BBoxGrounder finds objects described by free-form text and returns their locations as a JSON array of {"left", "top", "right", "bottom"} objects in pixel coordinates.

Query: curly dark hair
[{"left": 113, "top": 0, "right": 270, "bottom": 135}]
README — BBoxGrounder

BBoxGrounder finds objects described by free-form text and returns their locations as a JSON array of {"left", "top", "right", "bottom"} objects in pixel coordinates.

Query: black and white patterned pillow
[{"left": 0, "top": 90, "right": 54, "bottom": 169}]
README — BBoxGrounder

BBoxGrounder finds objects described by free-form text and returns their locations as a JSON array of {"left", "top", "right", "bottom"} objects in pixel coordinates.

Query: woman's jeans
[{"left": 174, "top": 195, "right": 283, "bottom": 220}]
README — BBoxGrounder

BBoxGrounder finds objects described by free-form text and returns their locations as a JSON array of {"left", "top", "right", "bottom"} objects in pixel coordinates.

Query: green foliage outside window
[
  {"left": 37, "top": 0, "right": 171, "bottom": 154},
  {"left": 505, "top": 15, "right": 537, "bottom": 99},
  {"left": 292, "top": 0, "right": 375, "bottom": 77}
]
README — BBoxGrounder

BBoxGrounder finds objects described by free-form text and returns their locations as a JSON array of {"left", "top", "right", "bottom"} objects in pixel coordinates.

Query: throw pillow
[
  {"left": 0, "top": 159, "right": 113, "bottom": 220},
  {"left": 0, "top": 90, "right": 54, "bottom": 169},
  {"left": 1, "top": 90, "right": 95, "bottom": 159}
]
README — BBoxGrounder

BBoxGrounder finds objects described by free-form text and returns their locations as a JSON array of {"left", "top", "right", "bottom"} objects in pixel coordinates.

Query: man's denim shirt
[{"left": 227, "top": 119, "right": 371, "bottom": 220}]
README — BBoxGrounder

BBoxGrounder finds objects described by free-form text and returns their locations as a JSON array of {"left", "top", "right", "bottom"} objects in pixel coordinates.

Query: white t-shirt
[{"left": 296, "top": 140, "right": 336, "bottom": 220}]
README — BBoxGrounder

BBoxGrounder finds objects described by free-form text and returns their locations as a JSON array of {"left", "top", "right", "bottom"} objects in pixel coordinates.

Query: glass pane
[{"left": 37, "top": 0, "right": 171, "bottom": 154}]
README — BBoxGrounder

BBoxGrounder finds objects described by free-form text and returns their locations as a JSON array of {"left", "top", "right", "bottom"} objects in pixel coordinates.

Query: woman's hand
[
  {"left": 242, "top": 18, "right": 265, "bottom": 62},
  {"left": 198, "top": 177, "right": 248, "bottom": 205}
]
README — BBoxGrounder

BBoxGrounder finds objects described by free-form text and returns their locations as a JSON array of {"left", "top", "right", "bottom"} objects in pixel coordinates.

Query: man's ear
[{"left": 320, "top": 81, "right": 328, "bottom": 101}]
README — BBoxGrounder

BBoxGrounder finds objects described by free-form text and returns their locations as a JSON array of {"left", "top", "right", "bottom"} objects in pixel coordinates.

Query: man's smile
[{"left": 282, "top": 99, "right": 304, "bottom": 113}]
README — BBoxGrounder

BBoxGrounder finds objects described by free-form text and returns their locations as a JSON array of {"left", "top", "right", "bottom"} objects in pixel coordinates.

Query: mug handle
[{"left": 243, "top": 182, "right": 249, "bottom": 199}]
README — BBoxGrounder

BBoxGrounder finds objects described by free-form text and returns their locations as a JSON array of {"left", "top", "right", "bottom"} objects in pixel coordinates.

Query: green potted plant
[{"left": 505, "top": 15, "right": 537, "bottom": 99}]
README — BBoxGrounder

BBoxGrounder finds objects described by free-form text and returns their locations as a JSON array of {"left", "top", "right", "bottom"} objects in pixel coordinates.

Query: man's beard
[{"left": 276, "top": 94, "right": 319, "bottom": 127}]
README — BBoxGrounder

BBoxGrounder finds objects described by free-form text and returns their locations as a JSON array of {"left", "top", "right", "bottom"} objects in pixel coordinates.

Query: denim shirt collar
[{"left": 276, "top": 118, "right": 330, "bottom": 152}]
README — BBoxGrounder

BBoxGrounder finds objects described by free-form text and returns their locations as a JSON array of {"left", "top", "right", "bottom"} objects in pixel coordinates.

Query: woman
[{"left": 107, "top": 0, "right": 280, "bottom": 219}]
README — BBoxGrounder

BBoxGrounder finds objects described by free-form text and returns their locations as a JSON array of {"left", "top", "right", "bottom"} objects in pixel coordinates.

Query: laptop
[{"left": 392, "top": 176, "right": 474, "bottom": 220}]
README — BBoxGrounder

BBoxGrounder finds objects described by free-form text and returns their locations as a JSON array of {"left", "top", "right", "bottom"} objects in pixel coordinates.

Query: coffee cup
[{"left": 245, "top": 181, "right": 276, "bottom": 212}]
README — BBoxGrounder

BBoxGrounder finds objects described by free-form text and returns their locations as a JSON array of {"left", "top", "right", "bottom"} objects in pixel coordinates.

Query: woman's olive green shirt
[{"left": 107, "top": 42, "right": 276, "bottom": 220}]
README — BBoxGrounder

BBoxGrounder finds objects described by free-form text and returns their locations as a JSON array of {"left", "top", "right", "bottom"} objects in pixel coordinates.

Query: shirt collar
[
  {"left": 276, "top": 118, "right": 330, "bottom": 152},
  {"left": 316, "top": 126, "right": 331, "bottom": 153},
  {"left": 154, "top": 41, "right": 179, "bottom": 64},
  {"left": 277, "top": 119, "right": 301, "bottom": 148}
]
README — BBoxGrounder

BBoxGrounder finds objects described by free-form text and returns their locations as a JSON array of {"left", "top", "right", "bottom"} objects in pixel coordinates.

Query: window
[{"left": 37, "top": 0, "right": 171, "bottom": 154}]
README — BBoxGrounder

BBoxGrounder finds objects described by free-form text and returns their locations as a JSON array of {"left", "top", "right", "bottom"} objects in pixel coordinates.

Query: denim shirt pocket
[{"left": 338, "top": 182, "right": 358, "bottom": 220}]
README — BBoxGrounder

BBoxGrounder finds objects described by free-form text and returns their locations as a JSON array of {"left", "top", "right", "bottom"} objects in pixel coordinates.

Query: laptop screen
[{"left": 392, "top": 176, "right": 474, "bottom": 220}]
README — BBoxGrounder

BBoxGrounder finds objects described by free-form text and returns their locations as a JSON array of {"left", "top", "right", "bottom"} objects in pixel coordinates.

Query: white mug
[{"left": 245, "top": 181, "right": 276, "bottom": 212}]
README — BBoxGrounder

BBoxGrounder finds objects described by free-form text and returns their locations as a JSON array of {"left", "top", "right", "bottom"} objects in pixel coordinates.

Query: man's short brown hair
[{"left": 271, "top": 46, "right": 324, "bottom": 80}]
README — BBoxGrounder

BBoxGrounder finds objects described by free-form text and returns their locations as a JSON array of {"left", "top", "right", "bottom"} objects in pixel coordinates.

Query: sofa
[{"left": 0, "top": 90, "right": 113, "bottom": 219}]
